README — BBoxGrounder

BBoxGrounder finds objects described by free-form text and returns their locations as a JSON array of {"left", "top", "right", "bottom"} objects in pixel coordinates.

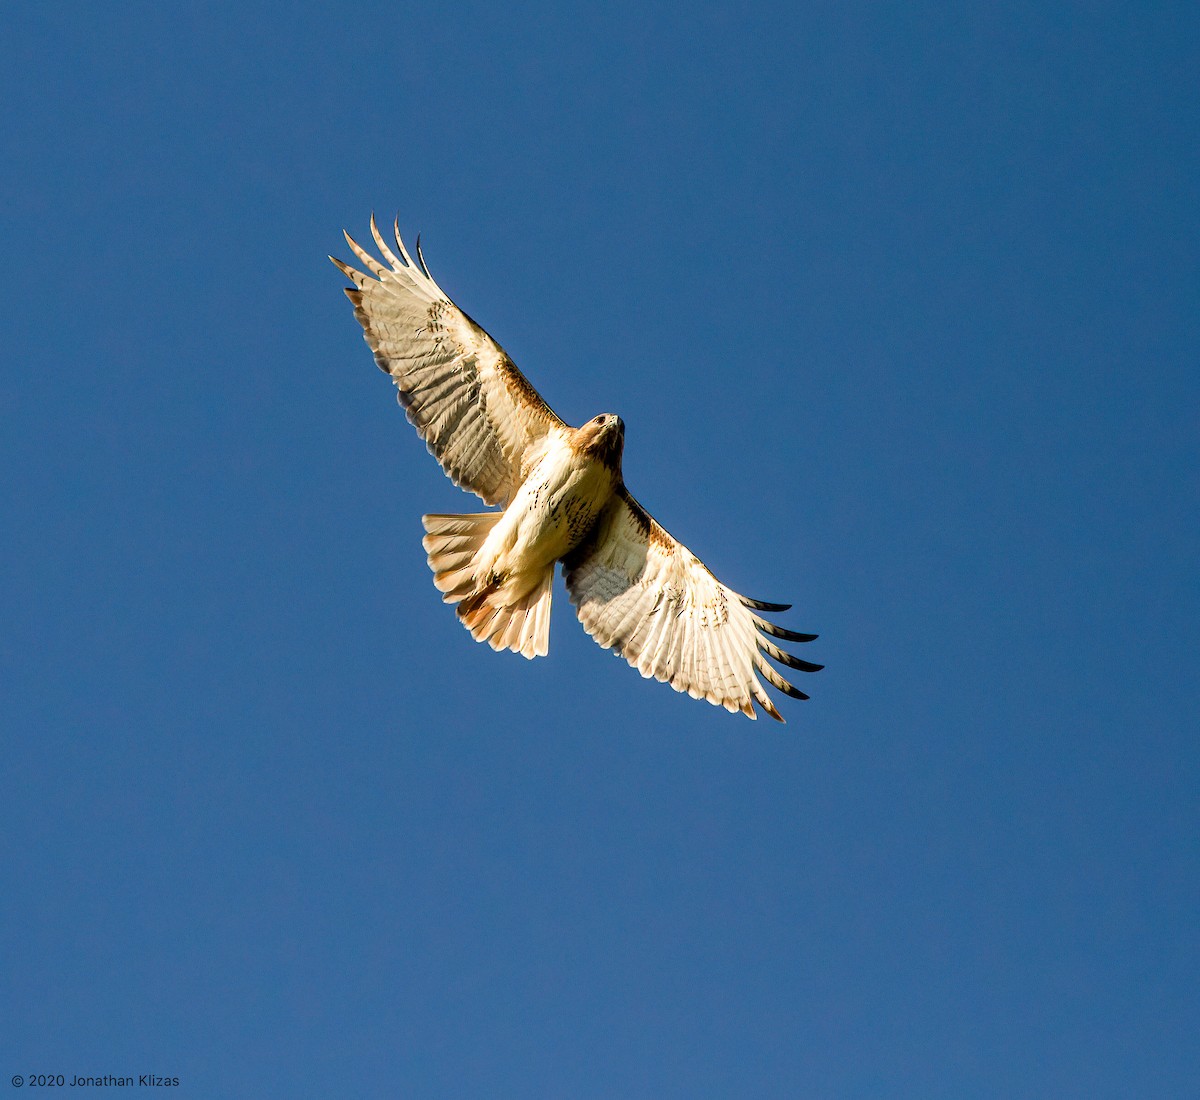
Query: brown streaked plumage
[{"left": 332, "top": 216, "right": 822, "bottom": 721}]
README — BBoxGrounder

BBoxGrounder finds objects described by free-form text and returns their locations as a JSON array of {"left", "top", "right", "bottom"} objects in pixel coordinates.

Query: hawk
[{"left": 332, "top": 217, "right": 822, "bottom": 721}]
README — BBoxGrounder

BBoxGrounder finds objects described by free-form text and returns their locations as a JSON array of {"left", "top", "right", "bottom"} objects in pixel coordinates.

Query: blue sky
[{"left": 3, "top": 2, "right": 1197, "bottom": 1095}]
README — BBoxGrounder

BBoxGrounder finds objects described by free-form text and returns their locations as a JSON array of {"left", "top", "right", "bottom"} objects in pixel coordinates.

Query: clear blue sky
[{"left": 3, "top": 2, "right": 1197, "bottom": 1096}]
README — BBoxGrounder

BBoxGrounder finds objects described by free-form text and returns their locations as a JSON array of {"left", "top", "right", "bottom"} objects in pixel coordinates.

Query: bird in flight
[{"left": 331, "top": 217, "right": 822, "bottom": 721}]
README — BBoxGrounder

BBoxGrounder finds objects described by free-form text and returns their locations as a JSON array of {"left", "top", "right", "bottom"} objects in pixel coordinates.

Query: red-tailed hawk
[{"left": 332, "top": 217, "right": 822, "bottom": 721}]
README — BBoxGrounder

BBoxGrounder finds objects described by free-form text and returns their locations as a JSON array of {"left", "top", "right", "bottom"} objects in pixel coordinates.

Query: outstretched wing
[
  {"left": 563, "top": 488, "right": 822, "bottom": 721},
  {"left": 332, "top": 217, "right": 568, "bottom": 507}
]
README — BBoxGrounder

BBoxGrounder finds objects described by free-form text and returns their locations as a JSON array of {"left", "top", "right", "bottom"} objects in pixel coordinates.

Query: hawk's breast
[{"left": 482, "top": 434, "right": 619, "bottom": 580}]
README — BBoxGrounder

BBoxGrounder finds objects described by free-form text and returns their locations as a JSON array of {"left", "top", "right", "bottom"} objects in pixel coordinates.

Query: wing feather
[
  {"left": 758, "top": 636, "right": 825, "bottom": 673},
  {"left": 332, "top": 219, "right": 567, "bottom": 506},
  {"left": 564, "top": 489, "right": 820, "bottom": 721},
  {"left": 751, "top": 615, "right": 819, "bottom": 644},
  {"left": 697, "top": 610, "right": 723, "bottom": 705},
  {"left": 369, "top": 216, "right": 403, "bottom": 271}
]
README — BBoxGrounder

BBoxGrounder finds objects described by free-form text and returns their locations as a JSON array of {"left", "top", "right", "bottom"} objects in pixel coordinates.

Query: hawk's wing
[
  {"left": 332, "top": 217, "right": 568, "bottom": 507},
  {"left": 563, "top": 488, "right": 822, "bottom": 721}
]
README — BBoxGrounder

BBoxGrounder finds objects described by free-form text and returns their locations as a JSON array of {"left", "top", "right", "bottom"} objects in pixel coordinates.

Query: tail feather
[
  {"left": 456, "top": 571, "right": 554, "bottom": 659},
  {"left": 432, "top": 547, "right": 476, "bottom": 571},
  {"left": 436, "top": 568, "right": 479, "bottom": 602},
  {"left": 422, "top": 512, "right": 501, "bottom": 600},
  {"left": 421, "top": 512, "right": 553, "bottom": 660}
]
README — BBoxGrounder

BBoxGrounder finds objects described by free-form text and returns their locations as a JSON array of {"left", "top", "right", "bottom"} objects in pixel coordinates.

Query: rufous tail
[{"left": 421, "top": 513, "right": 553, "bottom": 660}]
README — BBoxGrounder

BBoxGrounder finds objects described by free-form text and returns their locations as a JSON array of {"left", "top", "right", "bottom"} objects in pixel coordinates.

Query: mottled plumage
[{"left": 332, "top": 216, "right": 822, "bottom": 720}]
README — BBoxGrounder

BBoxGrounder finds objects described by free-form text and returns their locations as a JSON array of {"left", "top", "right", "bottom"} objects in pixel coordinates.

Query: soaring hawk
[{"left": 332, "top": 217, "right": 822, "bottom": 720}]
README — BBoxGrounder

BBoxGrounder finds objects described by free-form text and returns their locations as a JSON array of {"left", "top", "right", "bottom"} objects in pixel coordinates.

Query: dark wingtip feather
[
  {"left": 741, "top": 597, "right": 792, "bottom": 612},
  {"left": 755, "top": 656, "right": 812, "bottom": 703},
  {"left": 764, "top": 644, "right": 824, "bottom": 673},
  {"left": 758, "top": 620, "right": 819, "bottom": 643}
]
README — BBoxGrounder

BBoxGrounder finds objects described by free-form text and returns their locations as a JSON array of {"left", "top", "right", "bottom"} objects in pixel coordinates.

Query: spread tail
[
  {"left": 421, "top": 512, "right": 502, "bottom": 604},
  {"left": 421, "top": 512, "right": 553, "bottom": 660}
]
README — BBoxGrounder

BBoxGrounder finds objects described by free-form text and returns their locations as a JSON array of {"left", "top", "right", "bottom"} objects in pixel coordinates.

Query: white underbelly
[{"left": 480, "top": 440, "right": 615, "bottom": 579}]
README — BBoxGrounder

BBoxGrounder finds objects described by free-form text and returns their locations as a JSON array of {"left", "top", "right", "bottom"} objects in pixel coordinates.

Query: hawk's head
[{"left": 573, "top": 413, "right": 625, "bottom": 471}]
